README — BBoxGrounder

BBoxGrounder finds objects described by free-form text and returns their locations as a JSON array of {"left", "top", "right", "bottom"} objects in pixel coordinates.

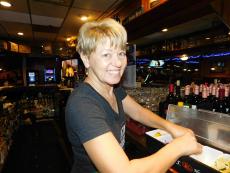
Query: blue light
[
  {"left": 186, "top": 61, "right": 199, "bottom": 64},
  {"left": 165, "top": 51, "right": 230, "bottom": 62}
]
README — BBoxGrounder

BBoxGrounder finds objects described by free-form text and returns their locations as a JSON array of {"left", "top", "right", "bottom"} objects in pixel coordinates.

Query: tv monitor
[
  {"left": 149, "top": 60, "right": 165, "bottom": 68},
  {"left": 44, "top": 68, "right": 56, "bottom": 82},
  {"left": 61, "top": 59, "right": 78, "bottom": 77},
  {"left": 28, "top": 72, "right": 36, "bottom": 82}
]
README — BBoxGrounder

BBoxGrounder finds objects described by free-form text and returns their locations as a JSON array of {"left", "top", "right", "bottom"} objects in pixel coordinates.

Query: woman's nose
[{"left": 112, "top": 54, "right": 122, "bottom": 67}]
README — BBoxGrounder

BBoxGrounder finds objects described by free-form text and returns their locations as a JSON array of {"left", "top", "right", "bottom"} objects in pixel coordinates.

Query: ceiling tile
[
  {"left": 32, "top": 15, "right": 63, "bottom": 27},
  {"left": 34, "top": 31, "right": 56, "bottom": 42},
  {"left": 73, "top": 0, "right": 119, "bottom": 12},
  {"left": 57, "top": 6, "right": 102, "bottom": 42},
  {"left": 30, "top": 0, "right": 69, "bottom": 18},
  {"left": 33, "top": 0, "right": 73, "bottom": 7},
  {"left": 0, "top": 21, "right": 32, "bottom": 40},
  {"left": 0, "top": 10, "right": 30, "bottom": 24},
  {"left": 6, "top": 0, "right": 28, "bottom": 13}
]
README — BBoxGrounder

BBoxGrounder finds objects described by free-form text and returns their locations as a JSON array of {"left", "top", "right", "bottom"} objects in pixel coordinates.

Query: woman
[{"left": 65, "top": 18, "right": 202, "bottom": 173}]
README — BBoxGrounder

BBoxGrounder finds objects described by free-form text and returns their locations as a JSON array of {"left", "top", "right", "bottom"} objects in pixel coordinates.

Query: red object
[{"left": 126, "top": 119, "right": 149, "bottom": 135}]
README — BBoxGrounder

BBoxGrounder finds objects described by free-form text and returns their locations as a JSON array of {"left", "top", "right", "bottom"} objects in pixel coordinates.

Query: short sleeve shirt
[{"left": 65, "top": 82, "right": 127, "bottom": 172}]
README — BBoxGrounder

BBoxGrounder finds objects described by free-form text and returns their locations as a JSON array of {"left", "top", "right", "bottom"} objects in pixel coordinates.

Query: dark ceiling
[
  {"left": 0, "top": 0, "right": 230, "bottom": 54},
  {"left": 0, "top": 0, "right": 125, "bottom": 46}
]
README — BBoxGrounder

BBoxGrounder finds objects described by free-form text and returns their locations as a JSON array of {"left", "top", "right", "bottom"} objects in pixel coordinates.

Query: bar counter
[{"left": 126, "top": 128, "right": 220, "bottom": 173}]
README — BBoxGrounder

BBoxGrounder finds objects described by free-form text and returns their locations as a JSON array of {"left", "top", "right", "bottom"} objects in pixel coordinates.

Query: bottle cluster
[
  {"left": 159, "top": 80, "right": 230, "bottom": 118},
  {"left": 0, "top": 103, "right": 19, "bottom": 166}
]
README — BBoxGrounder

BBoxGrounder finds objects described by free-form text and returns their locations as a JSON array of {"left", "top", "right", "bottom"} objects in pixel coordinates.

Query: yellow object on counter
[
  {"left": 177, "top": 101, "right": 184, "bottom": 107},
  {"left": 153, "top": 132, "right": 162, "bottom": 137}
]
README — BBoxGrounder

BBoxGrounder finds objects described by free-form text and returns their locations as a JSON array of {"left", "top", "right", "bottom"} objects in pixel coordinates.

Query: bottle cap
[{"left": 178, "top": 102, "right": 184, "bottom": 107}]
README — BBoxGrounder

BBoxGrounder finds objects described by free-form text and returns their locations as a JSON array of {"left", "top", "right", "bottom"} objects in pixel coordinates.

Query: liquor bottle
[
  {"left": 212, "top": 87, "right": 219, "bottom": 112},
  {"left": 183, "top": 85, "right": 191, "bottom": 108},
  {"left": 224, "top": 86, "right": 229, "bottom": 114},
  {"left": 216, "top": 88, "right": 227, "bottom": 113},
  {"left": 159, "top": 83, "right": 176, "bottom": 119},
  {"left": 190, "top": 85, "right": 200, "bottom": 109},
  {"left": 208, "top": 83, "right": 213, "bottom": 98},
  {"left": 166, "top": 83, "right": 176, "bottom": 105},
  {"left": 206, "top": 86, "right": 210, "bottom": 99},
  {"left": 174, "top": 80, "right": 182, "bottom": 105},
  {"left": 209, "top": 85, "right": 217, "bottom": 103},
  {"left": 199, "top": 84, "right": 203, "bottom": 97},
  {"left": 197, "top": 87, "right": 211, "bottom": 110}
]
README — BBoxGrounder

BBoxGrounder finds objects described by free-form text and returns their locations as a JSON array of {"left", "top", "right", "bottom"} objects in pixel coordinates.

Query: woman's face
[{"left": 87, "top": 39, "right": 127, "bottom": 85}]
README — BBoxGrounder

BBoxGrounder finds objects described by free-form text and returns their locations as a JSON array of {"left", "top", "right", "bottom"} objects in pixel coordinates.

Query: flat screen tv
[
  {"left": 44, "top": 68, "right": 56, "bottom": 82},
  {"left": 28, "top": 72, "right": 36, "bottom": 82},
  {"left": 61, "top": 59, "right": 78, "bottom": 77},
  {"left": 149, "top": 60, "right": 165, "bottom": 68}
]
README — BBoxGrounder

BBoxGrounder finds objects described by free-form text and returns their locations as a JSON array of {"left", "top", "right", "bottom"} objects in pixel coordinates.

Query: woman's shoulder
[{"left": 114, "top": 85, "right": 127, "bottom": 100}]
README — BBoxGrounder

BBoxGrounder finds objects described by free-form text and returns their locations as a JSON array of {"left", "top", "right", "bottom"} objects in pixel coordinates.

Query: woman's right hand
[{"left": 170, "top": 132, "right": 203, "bottom": 156}]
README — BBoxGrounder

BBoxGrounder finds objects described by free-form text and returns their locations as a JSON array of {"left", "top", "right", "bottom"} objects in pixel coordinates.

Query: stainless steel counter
[{"left": 166, "top": 104, "right": 230, "bottom": 153}]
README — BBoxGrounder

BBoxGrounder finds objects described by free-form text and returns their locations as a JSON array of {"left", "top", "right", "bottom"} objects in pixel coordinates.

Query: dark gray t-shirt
[{"left": 65, "top": 82, "right": 127, "bottom": 173}]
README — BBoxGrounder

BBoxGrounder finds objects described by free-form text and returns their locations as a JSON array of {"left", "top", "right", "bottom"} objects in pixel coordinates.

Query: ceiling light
[
  {"left": 210, "top": 67, "right": 215, "bottom": 71},
  {"left": 228, "top": 32, "right": 230, "bottom": 35},
  {"left": 194, "top": 69, "right": 199, "bottom": 72},
  {"left": 66, "top": 37, "right": 71, "bottom": 41},
  {"left": 17, "top": 32, "right": 24, "bottom": 36},
  {"left": 81, "top": 16, "right": 88, "bottom": 21},
  {"left": 162, "top": 28, "right": 168, "bottom": 32},
  {"left": 205, "top": 37, "right": 210, "bottom": 40},
  {"left": 0, "top": 68, "right": 2, "bottom": 71},
  {"left": 0, "top": 1, "right": 12, "bottom": 7},
  {"left": 180, "top": 54, "right": 188, "bottom": 61}
]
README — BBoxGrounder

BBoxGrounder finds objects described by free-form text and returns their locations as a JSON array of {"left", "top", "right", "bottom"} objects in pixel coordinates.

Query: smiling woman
[{"left": 65, "top": 18, "right": 202, "bottom": 173}]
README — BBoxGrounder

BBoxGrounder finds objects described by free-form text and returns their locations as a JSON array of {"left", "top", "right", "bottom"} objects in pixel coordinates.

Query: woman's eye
[
  {"left": 102, "top": 53, "right": 111, "bottom": 58},
  {"left": 119, "top": 52, "right": 126, "bottom": 57}
]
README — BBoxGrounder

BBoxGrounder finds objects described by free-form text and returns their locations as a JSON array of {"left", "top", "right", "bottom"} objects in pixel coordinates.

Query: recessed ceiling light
[
  {"left": 228, "top": 32, "right": 230, "bottom": 35},
  {"left": 162, "top": 28, "right": 168, "bottom": 32},
  {"left": 81, "top": 16, "right": 88, "bottom": 21},
  {"left": 0, "top": 1, "right": 12, "bottom": 7},
  {"left": 205, "top": 37, "right": 210, "bottom": 40},
  {"left": 210, "top": 67, "right": 215, "bottom": 71},
  {"left": 17, "top": 32, "right": 24, "bottom": 36}
]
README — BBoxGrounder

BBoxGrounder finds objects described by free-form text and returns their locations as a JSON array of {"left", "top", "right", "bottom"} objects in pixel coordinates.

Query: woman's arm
[
  {"left": 122, "top": 95, "right": 193, "bottom": 138},
  {"left": 84, "top": 130, "right": 202, "bottom": 173}
]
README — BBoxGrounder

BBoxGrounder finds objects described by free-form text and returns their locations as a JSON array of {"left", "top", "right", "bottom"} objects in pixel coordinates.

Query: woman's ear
[{"left": 80, "top": 54, "right": 90, "bottom": 68}]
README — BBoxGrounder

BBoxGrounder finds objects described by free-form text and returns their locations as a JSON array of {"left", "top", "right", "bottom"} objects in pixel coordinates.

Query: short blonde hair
[{"left": 77, "top": 18, "right": 127, "bottom": 56}]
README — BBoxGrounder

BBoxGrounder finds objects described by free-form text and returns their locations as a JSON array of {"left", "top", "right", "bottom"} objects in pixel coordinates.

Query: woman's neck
[
  {"left": 85, "top": 77, "right": 114, "bottom": 98},
  {"left": 85, "top": 77, "right": 118, "bottom": 113}
]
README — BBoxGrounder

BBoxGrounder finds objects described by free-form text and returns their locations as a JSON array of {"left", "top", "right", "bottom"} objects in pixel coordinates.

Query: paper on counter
[
  {"left": 190, "top": 146, "right": 223, "bottom": 166},
  {"left": 146, "top": 129, "right": 173, "bottom": 144}
]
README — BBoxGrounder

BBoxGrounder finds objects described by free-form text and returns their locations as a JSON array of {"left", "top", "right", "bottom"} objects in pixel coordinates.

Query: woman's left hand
[{"left": 168, "top": 123, "right": 195, "bottom": 138}]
